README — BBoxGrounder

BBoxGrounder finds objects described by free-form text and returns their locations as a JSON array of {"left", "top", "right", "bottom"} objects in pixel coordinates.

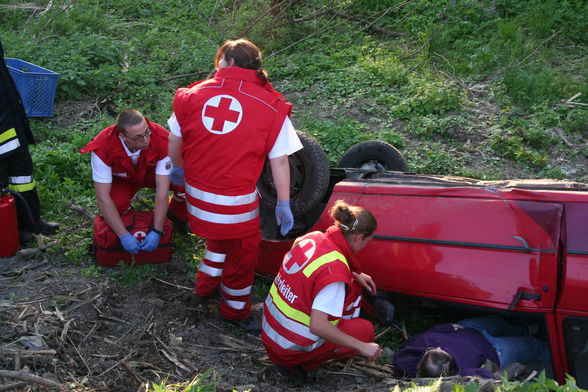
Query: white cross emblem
[{"left": 201, "top": 95, "right": 243, "bottom": 134}]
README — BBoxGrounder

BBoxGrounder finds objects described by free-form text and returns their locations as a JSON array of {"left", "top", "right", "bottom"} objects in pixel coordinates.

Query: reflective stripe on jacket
[
  {"left": 262, "top": 228, "right": 356, "bottom": 356},
  {"left": 173, "top": 67, "right": 292, "bottom": 239}
]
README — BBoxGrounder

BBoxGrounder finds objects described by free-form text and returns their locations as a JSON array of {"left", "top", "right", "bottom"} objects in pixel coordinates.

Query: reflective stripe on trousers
[
  {"left": 262, "top": 315, "right": 325, "bottom": 352},
  {"left": 198, "top": 249, "right": 226, "bottom": 278}
]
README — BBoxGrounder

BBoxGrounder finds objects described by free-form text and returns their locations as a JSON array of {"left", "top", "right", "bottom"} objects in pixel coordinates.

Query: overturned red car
[{"left": 255, "top": 138, "right": 588, "bottom": 387}]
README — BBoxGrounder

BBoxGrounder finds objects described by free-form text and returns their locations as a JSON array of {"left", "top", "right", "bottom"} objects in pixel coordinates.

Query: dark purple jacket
[{"left": 393, "top": 323, "right": 498, "bottom": 378}]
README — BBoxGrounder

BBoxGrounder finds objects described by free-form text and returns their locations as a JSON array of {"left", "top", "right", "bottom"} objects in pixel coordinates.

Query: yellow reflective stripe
[
  {"left": 9, "top": 180, "right": 36, "bottom": 192},
  {"left": 0, "top": 128, "right": 17, "bottom": 144},
  {"left": 302, "top": 251, "right": 348, "bottom": 278},
  {"left": 269, "top": 284, "right": 310, "bottom": 326}
]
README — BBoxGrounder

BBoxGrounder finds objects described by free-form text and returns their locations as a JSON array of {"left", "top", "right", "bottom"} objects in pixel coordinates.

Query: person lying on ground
[{"left": 394, "top": 314, "right": 550, "bottom": 378}]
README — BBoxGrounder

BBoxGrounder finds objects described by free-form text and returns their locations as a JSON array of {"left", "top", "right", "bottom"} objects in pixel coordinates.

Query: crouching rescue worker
[
  {"left": 168, "top": 39, "right": 302, "bottom": 332},
  {"left": 80, "top": 109, "right": 183, "bottom": 254},
  {"left": 0, "top": 40, "right": 59, "bottom": 244},
  {"left": 261, "top": 200, "right": 383, "bottom": 378}
]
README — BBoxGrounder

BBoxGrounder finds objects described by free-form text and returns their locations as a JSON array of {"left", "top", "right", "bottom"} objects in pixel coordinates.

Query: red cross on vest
[
  {"left": 202, "top": 95, "right": 243, "bottom": 134},
  {"left": 283, "top": 239, "right": 316, "bottom": 274}
]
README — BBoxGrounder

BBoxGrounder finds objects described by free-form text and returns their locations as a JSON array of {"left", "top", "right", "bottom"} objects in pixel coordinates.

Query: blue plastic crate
[{"left": 5, "top": 58, "right": 59, "bottom": 117}]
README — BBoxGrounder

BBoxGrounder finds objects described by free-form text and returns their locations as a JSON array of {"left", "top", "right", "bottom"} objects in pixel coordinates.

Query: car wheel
[
  {"left": 258, "top": 130, "right": 330, "bottom": 217},
  {"left": 337, "top": 140, "right": 408, "bottom": 172}
]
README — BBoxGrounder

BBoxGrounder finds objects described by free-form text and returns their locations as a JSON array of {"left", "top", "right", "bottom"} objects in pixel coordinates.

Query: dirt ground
[{"left": 0, "top": 246, "right": 501, "bottom": 392}]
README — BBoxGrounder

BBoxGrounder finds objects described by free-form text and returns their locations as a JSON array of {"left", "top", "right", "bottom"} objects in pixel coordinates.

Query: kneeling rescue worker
[{"left": 261, "top": 200, "right": 383, "bottom": 376}]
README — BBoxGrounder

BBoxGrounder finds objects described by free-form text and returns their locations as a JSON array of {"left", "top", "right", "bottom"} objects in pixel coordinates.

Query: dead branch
[
  {"left": 152, "top": 277, "right": 191, "bottom": 291},
  {"left": 560, "top": 92, "right": 588, "bottom": 107},
  {"left": 1, "top": 349, "right": 57, "bottom": 356},
  {"left": 0, "top": 382, "right": 28, "bottom": 391},
  {"left": 0, "top": 370, "right": 61, "bottom": 388},
  {"left": 68, "top": 203, "right": 94, "bottom": 221},
  {"left": 555, "top": 127, "right": 574, "bottom": 147}
]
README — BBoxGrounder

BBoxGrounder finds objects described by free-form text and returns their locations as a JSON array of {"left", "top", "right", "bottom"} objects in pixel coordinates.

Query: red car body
[{"left": 257, "top": 171, "right": 588, "bottom": 386}]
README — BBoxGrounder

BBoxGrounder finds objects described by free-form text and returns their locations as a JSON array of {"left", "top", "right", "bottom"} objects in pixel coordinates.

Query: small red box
[{"left": 93, "top": 211, "right": 173, "bottom": 267}]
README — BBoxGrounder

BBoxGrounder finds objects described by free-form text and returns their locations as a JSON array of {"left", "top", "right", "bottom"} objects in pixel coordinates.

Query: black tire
[
  {"left": 337, "top": 140, "right": 408, "bottom": 172},
  {"left": 258, "top": 130, "right": 330, "bottom": 217}
]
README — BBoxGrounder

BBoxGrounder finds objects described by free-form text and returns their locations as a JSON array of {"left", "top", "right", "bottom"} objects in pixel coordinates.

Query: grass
[{"left": 1, "top": 0, "right": 587, "bottom": 389}]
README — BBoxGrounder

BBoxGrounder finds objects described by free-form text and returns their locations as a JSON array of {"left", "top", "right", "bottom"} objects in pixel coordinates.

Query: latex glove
[
  {"left": 275, "top": 200, "right": 294, "bottom": 236},
  {"left": 170, "top": 167, "right": 185, "bottom": 186},
  {"left": 119, "top": 233, "right": 140, "bottom": 254},
  {"left": 140, "top": 230, "right": 161, "bottom": 252}
]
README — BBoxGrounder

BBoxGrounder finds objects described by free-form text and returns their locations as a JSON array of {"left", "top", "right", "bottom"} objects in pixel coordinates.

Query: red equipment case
[
  {"left": 93, "top": 211, "right": 173, "bottom": 267},
  {"left": 0, "top": 193, "right": 19, "bottom": 257}
]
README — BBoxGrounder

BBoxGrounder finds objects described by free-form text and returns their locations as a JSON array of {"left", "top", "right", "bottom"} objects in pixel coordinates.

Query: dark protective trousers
[{"left": 0, "top": 146, "right": 41, "bottom": 232}]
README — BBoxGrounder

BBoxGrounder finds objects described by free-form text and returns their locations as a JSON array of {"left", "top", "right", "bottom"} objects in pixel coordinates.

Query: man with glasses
[{"left": 81, "top": 109, "right": 182, "bottom": 254}]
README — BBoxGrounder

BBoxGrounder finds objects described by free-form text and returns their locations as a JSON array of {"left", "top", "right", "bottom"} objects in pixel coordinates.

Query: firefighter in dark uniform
[{"left": 0, "top": 40, "right": 59, "bottom": 244}]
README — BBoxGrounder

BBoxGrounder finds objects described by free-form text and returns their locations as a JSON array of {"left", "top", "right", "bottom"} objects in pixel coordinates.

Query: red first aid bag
[{"left": 93, "top": 211, "right": 173, "bottom": 267}]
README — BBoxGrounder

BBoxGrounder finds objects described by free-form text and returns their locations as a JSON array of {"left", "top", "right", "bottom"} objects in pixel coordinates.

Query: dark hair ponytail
[
  {"left": 329, "top": 200, "right": 377, "bottom": 237},
  {"left": 214, "top": 39, "right": 268, "bottom": 84}
]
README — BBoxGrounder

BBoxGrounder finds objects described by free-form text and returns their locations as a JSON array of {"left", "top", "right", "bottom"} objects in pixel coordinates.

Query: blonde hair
[{"left": 329, "top": 200, "right": 377, "bottom": 237}]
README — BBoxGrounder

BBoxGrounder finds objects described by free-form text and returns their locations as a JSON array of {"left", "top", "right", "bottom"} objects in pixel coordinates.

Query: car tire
[
  {"left": 258, "top": 130, "right": 330, "bottom": 217},
  {"left": 337, "top": 140, "right": 408, "bottom": 172}
]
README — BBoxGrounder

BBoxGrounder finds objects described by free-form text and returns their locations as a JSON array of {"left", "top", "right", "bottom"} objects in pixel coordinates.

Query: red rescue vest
[
  {"left": 80, "top": 120, "right": 169, "bottom": 184},
  {"left": 172, "top": 67, "right": 292, "bottom": 239},
  {"left": 261, "top": 226, "right": 363, "bottom": 363}
]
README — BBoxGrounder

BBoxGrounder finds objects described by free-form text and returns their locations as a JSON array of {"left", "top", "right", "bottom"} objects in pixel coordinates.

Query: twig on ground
[
  {"left": 152, "top": 277, "right": 192, "bottom": 291},
  {"left": 0, "top": 382, "right": 28, "bottom": 391},
  {"left": 69, "top": 203, "right": 94, "bottom": 221},
  {"left": 374, "top": 326, "right": 392, "bottom": 341},
  {"left": 0, "top": 370, "right": 61, "bottom": 388}
]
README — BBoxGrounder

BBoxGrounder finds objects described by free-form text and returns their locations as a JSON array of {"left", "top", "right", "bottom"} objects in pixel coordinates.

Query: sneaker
[
  {"left": 229, "top": 314, "right": 261, "bottom": 333},
  {"left": 36, "top": 219, "right": 59, "bottom": 235},
  {"left": 503, "top": 362, "right": 528, "bottom": 381},
  {"left": 374, "top": 298, "right": 395, "bottom": 326}
]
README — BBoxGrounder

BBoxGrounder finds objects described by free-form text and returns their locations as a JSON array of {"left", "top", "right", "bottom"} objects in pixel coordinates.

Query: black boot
[
  {"left": 19, "top": 230, "right": 35, "bottom": 246},
  {"left": 36, "top": 219, "right": 59, "bottom": 235},
  {"left": 229, "top": 314, "right": 261, "bottom": 333}
]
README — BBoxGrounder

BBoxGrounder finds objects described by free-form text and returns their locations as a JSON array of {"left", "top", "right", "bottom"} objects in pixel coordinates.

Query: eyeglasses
[{"left": 122, "top": 127, "right": 151, "bottom": 142}]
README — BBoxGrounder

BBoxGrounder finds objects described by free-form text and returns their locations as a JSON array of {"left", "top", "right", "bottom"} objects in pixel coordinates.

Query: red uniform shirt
[
  {"left": 172, "top": 67, "right": 292, "bottom": 240},
  {"left": 80, "top": 120, "right": 169, "bottom": 184}
]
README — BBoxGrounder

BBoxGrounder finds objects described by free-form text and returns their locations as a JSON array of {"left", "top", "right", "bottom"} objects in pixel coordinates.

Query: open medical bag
[{"left": 93, "top": 211, "right": 173, "bottom": 266}]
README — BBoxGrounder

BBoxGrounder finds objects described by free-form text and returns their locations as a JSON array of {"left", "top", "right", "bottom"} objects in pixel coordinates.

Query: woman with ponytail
[
  {"left": 168, "top": 39, "right": 302, "bottom": 331},
  {"left": 261, "top": 200, "right": 382, "bottom": 377}
]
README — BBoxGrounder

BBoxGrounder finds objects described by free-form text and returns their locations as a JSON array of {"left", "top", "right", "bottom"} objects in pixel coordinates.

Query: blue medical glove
[
  {"left": 119, "top": 233, "right": 140, "bottom": 254},
  {"left": 170, "top": 167, "right": 185, "bottom": 186},
  {"left": 140, "top": 230, "right": 161, "bottom": 252},
  {"left": 275, "top": 200, "right": 294, "bottom": 236}
]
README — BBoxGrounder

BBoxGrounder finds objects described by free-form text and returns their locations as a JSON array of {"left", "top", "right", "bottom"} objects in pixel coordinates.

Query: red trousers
[
  {"left": 195, "top": 231, "right": 260, "bottom": 321},
  {"left": 266, "top": 317, "right": 375, "bottom": 370},
  {"left": 108, "top": 178, "right": 185, "bottom": 218}
]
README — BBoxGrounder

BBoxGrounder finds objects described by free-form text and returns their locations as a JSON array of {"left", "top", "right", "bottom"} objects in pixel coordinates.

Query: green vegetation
[{"left": 2, "top": 0, "right": 587, "bottom": 390}]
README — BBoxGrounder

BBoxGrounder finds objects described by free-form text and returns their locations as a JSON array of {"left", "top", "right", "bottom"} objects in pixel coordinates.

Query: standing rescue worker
[
  {"left": 80, "top": 109, "right": 182, "bottom": 254},
  {"left": 262, "top": 200, "right": 382, "bottom": 376},
  {"left": 168, "top": 39, "right": 302, "bottom": 331},
  {"left": 0, "top": 40, "right": 59, "bottom": 244}
]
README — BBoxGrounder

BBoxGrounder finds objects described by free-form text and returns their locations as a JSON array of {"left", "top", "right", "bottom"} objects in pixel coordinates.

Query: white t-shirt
[
  {"left": 91, "top": 136, "right": 172, "bottom": 183},
  {"left": 311, "top": 281, "right": 345, "bottom": 318},
  {"left": 167, "top": 113, "right": 302, "bottom": 159}
]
